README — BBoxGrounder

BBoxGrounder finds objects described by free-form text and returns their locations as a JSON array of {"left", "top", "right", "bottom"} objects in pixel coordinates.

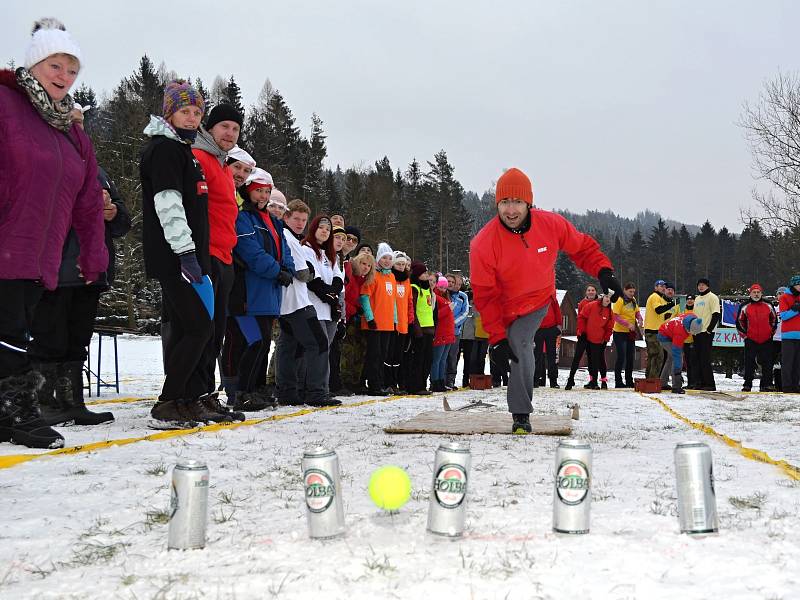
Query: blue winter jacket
[
  {"left": 234, "top": 208, "right": 294, "bottom": 316},
  {"left": 452, "top": 290, "right": 470, "bottom": 336}
]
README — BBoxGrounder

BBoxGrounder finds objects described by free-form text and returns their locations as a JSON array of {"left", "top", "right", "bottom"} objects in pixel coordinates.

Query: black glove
[
  {"left": 307, "top": 277, "right": 327, "bottom": 296},
  {"left": 329, "top": 277, "right": 344, "bottom": 295},
  {"left": 335, "top": 321, "right": 347, "bottom": 341},
  {"left": 331, "top": 303, "right": 342, "bottom": 322},
  {"left": 178, "top": 251, "right": 203, "bottom": 283},
  {"left": 491, "top": 338, "right": 518, "bottom": 363},
  {"left": 597, "top": 268, "right": 623, "bottom": 303},
  {"left": 276, "top": 268, "right": 293, "bottom": 287},
  {"left": 305, "top": 260, "right": 316, "bottom": 279},
  {"left": 324, "top": 293, "right": 340, "bottom": 307},
  {"left": 367, "top": 319, "right": 377, "bottom": 330}
]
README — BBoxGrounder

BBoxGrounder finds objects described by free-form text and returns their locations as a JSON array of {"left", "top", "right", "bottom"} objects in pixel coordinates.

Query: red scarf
[{"left": 258, "top": 210, "right": 282, "bottom": 261}]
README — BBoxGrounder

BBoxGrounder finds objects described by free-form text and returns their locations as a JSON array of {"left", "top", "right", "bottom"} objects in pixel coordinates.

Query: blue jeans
[{"left": 431, "top": 344, "right": 451, "bottom": 381}]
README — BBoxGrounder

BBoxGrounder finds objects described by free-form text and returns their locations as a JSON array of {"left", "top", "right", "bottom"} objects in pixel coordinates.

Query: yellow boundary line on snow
[
  {"left": 0, "top": 393, "right": 424, "bottom": 471},
  {"left": 85, "top": 396, "right": 156, "bottom": 406},
  {"left": 642, "top": 392, "right": 800, "bottom": 481}
]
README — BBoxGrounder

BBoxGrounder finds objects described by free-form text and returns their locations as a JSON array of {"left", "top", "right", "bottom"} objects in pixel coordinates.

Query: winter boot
[
  {"left": 150, "top": 398, "right": 200, "bottom": 430},
  {"left": 511, "top": 413, "right": 532, "bottom": 434},
  {"left": 672, "top": 387, "right": 686, "bottom": 394},
  {"left": 0, "top": 371, "right": 65, "bottom": 449},
  {"left": 305, "top": 396, "right": 343, "bottom": 407},
  {"left": 64, "top": 361, "right": 114, "bottom": 425},
  {"left": 565, "top": 377, "right": 575, "bottom": 391},
  {"left": 584, "top": 377, "right": 598, "bottom": 390},
  {"left": 625, "top": 372, "right": 635, "bottom": 388},
  {"left": 184, "top": 397, "right": 230, "bottom": 425},
  {"left": 550, "top": 377, "right": 560, "bottom": 388},
  {"left": 201, "top": 391, "right": 245, "bottom": 421},
  {"left": 742, "top": 381, "right": 752, "bottom": 392},
  {"left": 600, "top": 378, "right": 608, "bottom": 390},
  {"left": 32, "top": 361, "right": 62, "bottom": 425}
]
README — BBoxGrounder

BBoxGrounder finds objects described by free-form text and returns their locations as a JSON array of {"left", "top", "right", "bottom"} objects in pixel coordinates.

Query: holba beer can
[
  {"left": 553, "top": 439, "right": 592, "bottom": 534},
  {"left": 427, "top": 442, "right": 471, "bottom": 537},
  {"left": 168, "top": 460, "right": 209, "bottom": 550},
  {"left": 302, "top": 446, "right": 345, "bottom": 539},
  {"left": 674, "top": 441, "right": 718, "bottom": 534}
]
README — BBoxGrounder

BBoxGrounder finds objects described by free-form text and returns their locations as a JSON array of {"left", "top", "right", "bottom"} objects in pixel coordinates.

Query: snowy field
[{"left": 2, "top": 335, "right": 799, "bottom": 600}]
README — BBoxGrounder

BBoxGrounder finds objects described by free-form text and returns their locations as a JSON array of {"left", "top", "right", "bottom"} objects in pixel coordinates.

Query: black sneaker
[
  {"left": 511, "top": 413, "right": 532, "bottom": 434},
  {"left": 0, "top": 372, "right": 65, "bottom": 449},
  {"left": 233, "top": 391, "right": 276, "bottom": 413},
  {"left": 550, "top": 382, "right": 560, "bottom": 389},
  {"left": 565, "top": 378, "right": 575, "bottom": 391},
  {"left": 741, "top": 384, "right": 752, "bottom": 392},
  {"left": 584, "top": 381, "right": 599, "bottom": 390},
  {"left": 672, "top": 388, "right": 686, "bottom": 394},
  {"left": 305, "top": 397, "right": 342, "bottom": 407},
  {"left": 201, "top": 392, "right": 246, "bottom": 421},
  {"left": 600, "top": 381, "right": 608, "bottom": 390}
]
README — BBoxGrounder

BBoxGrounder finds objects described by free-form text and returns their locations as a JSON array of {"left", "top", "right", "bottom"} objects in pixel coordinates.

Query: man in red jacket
[
  {"left": 192, "top": 104, "right": 243, "bottom": 400},
  {"left": 470, "top": 168, "right": 622, "bottom": 433},
  {"left": 735, "top": 283, "right": 777, "bottom": 391}
]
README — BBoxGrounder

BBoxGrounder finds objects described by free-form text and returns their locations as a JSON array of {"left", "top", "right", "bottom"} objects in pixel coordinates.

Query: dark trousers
[
  {"left": 587, "top": 342, "right": 608, "bottom": 381},
  {"left": 469, "top": 339, "right": 488, "bottom": 378},
  {"left": 0, "top": 280, "right": 44, "bottom": 378},
  {"left": 365, "top": 330, "right": 392, "bottom": 390},
  {"left": 385, "top": 331, "right": 410, "bottom": 389},
  {"left": 743, "top": 338, "right": 775, "bottom": 387},
  {"left": 693, "top": 332, "right": 715, "bottom": 389},
  {"left": 458, "top": 339, "right": 475, "bottom": 387},
  {"left": 220, "top": 316, "right": 246, "bottom": 378},
  {"left": 329, "top": 333, "right": 342, "bottom": 392},
  {"left": 237, "top": 316, "right": 274, "bottom": 392},
  {"left": 159, "top": 275, "right": 214, "bottom": 401},
  {"left": 684, "top": 342, "right": 700, "bottom": 388},
  {"left": 29, "top": 286, "right": 102, "bottom": 364},
  {"left": 340, "top": 321, "right": 367, "bottom": 390},
  {"left": 276, "top": 306, "right": 328, "bottom": 403},
  {"left": 204, "top": 257, "right": 234, "bottom": 393},
  {"left": 612, "top": 331, "right": 635, "bottom": 384},
  {"left": 782, "top": 339, "right": 800, "bottom": 392},
  {"left": 490, "top": 344, "right": 509, "bottom": 386},
  {"left": 446, "top": 336, "right": 465, "bottom": 387},
  {"left": 534, "top": 326, "right": 559, "bottom": 385},
  {"left": 408, "top": 332, "right": 433, "bottom": 392},
  {"left": 568, "top": 335, "right": 589, "bottom": 379}
]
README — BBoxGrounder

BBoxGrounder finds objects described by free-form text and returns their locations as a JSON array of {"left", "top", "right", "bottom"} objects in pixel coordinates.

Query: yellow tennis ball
[{"left": 368, "top": 465, "right": 411, "bottom": 511}]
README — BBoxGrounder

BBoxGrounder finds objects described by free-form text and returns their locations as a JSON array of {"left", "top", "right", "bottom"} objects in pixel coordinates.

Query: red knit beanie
[{"left": 495, "top": 168, "right": 533, "bottom": 205}]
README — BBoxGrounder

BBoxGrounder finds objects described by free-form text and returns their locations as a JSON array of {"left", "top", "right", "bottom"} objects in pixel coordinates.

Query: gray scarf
[{"left": 16, "top": 67, "right": 74, "bottom": 133}]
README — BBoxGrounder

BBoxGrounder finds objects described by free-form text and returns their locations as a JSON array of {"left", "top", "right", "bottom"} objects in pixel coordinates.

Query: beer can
[
  {"left": 427, "top": 442, "right": 471, "bottom": 537},
  {"left": 553, "top": 439, "right": 591, "bottom": 534},
  {"left": 168, "top": 459, "right": 209, "bottom": 550},
  {"left": 302, "top": 446, "right": 345, "bottom": 539},
  {"left": 674, "top": 441, "right": 718, "bottom": 534}
]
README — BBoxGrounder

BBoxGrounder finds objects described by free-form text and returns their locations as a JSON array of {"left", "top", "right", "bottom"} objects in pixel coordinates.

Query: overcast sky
[{"left": 4, "top": 1, "right": 797, "bottom": 231}]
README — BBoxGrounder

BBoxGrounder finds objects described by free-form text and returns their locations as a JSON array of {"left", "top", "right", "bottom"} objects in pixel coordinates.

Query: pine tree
[
  {"left": 694, "top": 221, "right": 717, "bottom": 282},
  {"left": 224, "top": 75, "right": 245, "bottom": 115},
  {"left": 194, "top": 77, "right": 211, "bottom": 113},
  {"left": 625, "top": 229, "right": 647, "bottom": 293}
]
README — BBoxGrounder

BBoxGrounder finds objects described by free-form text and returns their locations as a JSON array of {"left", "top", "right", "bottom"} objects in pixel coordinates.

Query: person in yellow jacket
[
  {"left": 644, "top": 279, "right": 677, "bottom": 378},
  {"left": 611, "top": 282, "right": 642, "bottom": 387}
]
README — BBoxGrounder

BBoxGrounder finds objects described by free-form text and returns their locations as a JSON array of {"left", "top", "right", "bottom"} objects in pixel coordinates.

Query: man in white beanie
[{"left": 226, "top": 146, "right": 256, "bottom": 202}]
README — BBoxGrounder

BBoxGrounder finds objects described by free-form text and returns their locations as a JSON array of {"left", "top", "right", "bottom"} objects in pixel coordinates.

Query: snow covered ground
[{"left": 1, "top": 335, "right": 799, "bottom": 599}]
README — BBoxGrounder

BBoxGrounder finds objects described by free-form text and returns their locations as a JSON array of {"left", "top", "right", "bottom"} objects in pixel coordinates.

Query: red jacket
[
  {"left": 470, "top": 209, "right": 611, "bottom": 344},
  {"left": 577, "top": 300, "right": 614, "bottom": 344},
  {"left": 433, "top": 288, "right": 456, "bottom": 347},
  {"left": 658, "top": 314, "right": 693, "bottom": 348},
  {"left": 779, "top": 292, "right": 800, "bottom": 338},
  {"left": 344, "top": 261, "right": 366, "bottom": 322},
  {"left": 736, "top": 299, "right": 777, "bottom": 344},
  {"left": 193, "top": 148, "right": 238, "bottom": 264}
]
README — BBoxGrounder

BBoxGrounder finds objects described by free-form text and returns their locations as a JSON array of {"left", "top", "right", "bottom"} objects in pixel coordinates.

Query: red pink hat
[{"left": 749, "top": 283, "right": 763, "bottom": 292}]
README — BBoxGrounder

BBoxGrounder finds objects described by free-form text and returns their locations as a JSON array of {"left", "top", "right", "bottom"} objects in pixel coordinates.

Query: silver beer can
[
  {"left": 302, "top": 446, "right": 345, "bottom": 539},
  {"left": 553, "top": 439, "right": 592, "bottom": 534},
  {"left": 427, "top": 442, "right": 471, "bottom": 537},
  {"left": 674, "top": 441, "right": 718, "bottom": 534},
  {"left": 168, "top": 459, "right": 209, "bottom": 550}
]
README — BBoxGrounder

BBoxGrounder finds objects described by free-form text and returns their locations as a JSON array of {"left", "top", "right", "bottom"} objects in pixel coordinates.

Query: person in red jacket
[
  {"left": 577, "top": 295, "right": 614, "bottom": 389},
  {"left": 431, "top": 276, "right": 456, "bottom": 392},
  {"left": 192, "top": 104, "right": 243, "bottom": 401},
  {"left": 565, "top": 284, "right": 598, "bottom": 390},
  {"left": 735, "top": 283, "right": 778, "bottom": 391},
  {"left": 658, "top": 313, "right": 704, "bottom": 394},
  {"left": 470, "top": 167, "right": 622, "bottom": 433}
]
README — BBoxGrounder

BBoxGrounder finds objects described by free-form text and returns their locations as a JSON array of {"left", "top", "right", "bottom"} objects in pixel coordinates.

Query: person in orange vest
[
  {"left": 360, "top": 242, "right": 399, "bottom": 395},
  {"left": 470, "top": 168, "right": 621, "bottom": 433},
  {"left": 386, "top": 251, "right": 414, "bottom": 392}
]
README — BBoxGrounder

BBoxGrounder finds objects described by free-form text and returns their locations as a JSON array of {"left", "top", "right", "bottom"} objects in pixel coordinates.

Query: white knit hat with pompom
[{"left": 25, "top": 18, "right": 83, "bottom": 70}]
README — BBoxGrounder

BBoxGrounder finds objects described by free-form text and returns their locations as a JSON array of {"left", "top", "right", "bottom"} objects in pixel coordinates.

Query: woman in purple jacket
[{"left": 0, "top": 19, "right": 107, "bottom": 449}]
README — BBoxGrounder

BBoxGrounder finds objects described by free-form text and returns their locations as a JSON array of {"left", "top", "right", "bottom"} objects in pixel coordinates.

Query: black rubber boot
[
  {"left": 0, "top": 371, "right": 65, "bottom": 449},
  {"left": 61, "top": 361, "right": 114, "bottom": 426}
]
